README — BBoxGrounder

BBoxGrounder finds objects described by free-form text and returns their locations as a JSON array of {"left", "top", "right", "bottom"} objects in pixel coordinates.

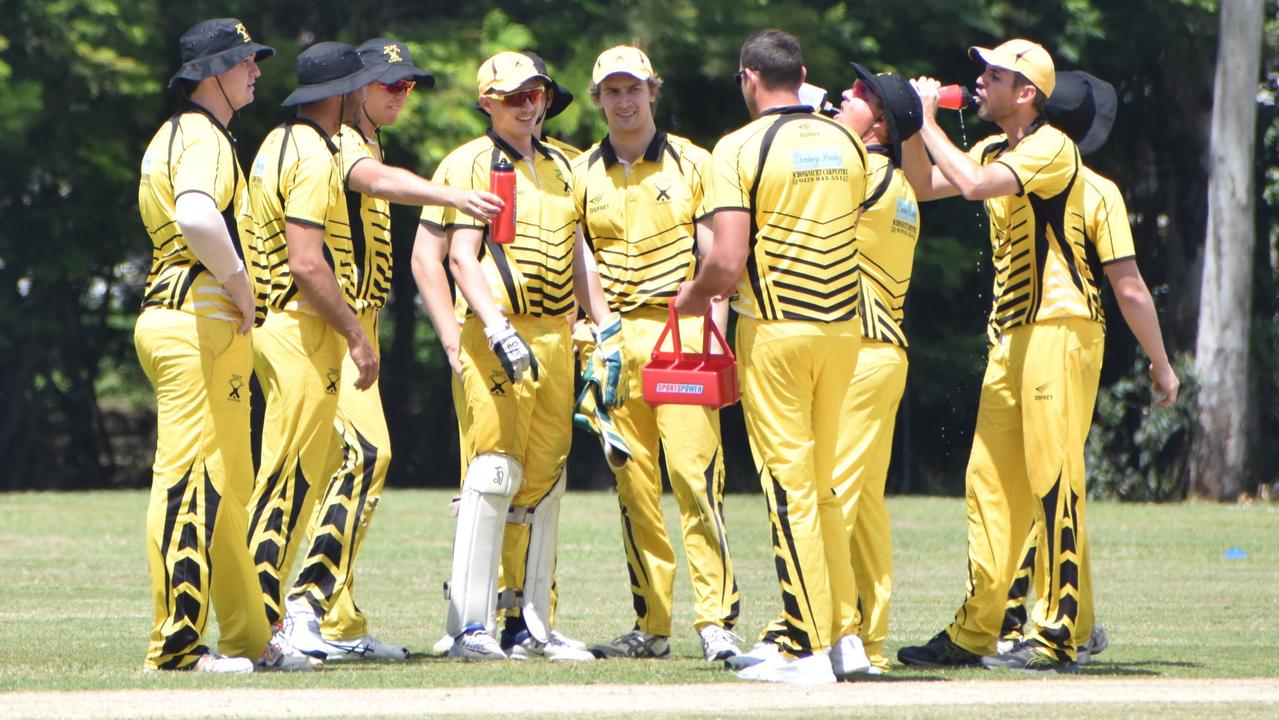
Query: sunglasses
[
  {"left": 379, "top": 79, "right": 415, "bottom": 94},
  {"left": 490, "top": 87, "right": 545, "bottom": 108},
  {"left": 733, "top": 69, "right": 747, "bottom": 84}
]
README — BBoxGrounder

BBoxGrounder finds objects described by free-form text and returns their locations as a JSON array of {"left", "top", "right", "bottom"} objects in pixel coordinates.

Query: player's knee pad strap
[
  {"left": 522, "top": 467, "right": 566, "bottom": 642},
  {"left": 447, "top": 453, "right": 523, "bottom": 636}
]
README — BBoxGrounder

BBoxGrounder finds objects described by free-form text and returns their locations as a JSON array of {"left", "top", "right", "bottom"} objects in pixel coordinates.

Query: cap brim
[
  {"left": 376, "top": 63, "right": 436, "bottom": 88},
  {"left": 167, "top": 43, "right": 275, "bottom": 88},
  {"left": 484, "top": 73, "right": 551, "bottom": 96},
  {"left": 281, "top": 64, "right": 382, "bottom": 107},
  {"left": 1077, "top": 75, "right": 1117, "bottom": 155}
]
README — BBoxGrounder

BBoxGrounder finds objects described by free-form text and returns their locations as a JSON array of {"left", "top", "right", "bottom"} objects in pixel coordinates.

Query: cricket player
[
  {"left": 995, "top": 70, "right": 1180, "bottom": 663},
  {"left": 571, "top": 46, "right": 741, "bottom": 663},
  {"left": 281, "top": 38, "right": 502, "bottom": 662},
  {"left": 243, "top": 42, "right": 380, "bottom": 634},
  {"left": 728, "top": 64, "right": 924, "bottom": 679},
  {"left": 674, "top": 29, "right": 869, "bottom": 685},
  {"left": 895, "top": 39, "right": 1120, "bottom": 673},
  {"left": 435, "top": 51, "right": 591, "bottom": 662},
  {"left": 134, "top": 18, "right": 311, "bottom": 673}
]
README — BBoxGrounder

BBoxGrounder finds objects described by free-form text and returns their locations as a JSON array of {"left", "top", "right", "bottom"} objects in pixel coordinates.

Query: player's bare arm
[
  {"left": 409, "top": 221, "right": 463, "bottom": 375},
  {"left": 286, "top": 220, "right": 379, "bottom": 389},
  {"left": 1103, "top": 258, "right": 1180, "bottom": 407},
  {"left": 909, "top": 77, "right": 1022, "bottom": 202},
  {"left": 447, "top": 226, "right": 507, "bottom": 329},
  {"left": 694, "top": 216, "right": 730, "bottom": 349},
  {"left": 571, "top": 226, "right": 612, "bottom": 325},
  {"left": 346, "top": 159, "right": 502, "bottom": 221},
  {"left": 674, "top": 209, "right": 749, "bottom": 316}
]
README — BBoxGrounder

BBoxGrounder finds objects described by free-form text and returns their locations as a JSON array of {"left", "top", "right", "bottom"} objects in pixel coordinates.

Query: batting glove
[
  {"left": 590, "top": 314, "right": 627, "bottom": 408},
  {"left": 484, "top": 320, "right": 539, "bottom": 383}
]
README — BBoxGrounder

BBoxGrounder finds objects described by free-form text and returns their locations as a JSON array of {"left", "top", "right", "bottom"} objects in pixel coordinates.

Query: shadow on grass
[{"left": 1082, "top": 660, "right": 1204, "bottom": 676}]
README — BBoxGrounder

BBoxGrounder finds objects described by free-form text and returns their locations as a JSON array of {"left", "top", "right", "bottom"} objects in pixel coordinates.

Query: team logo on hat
[
  {"left": 235, "top": 22, "right": 250, "bottom": 43},
  {"left": 383, "top": 44, "right": 402, "bottom": 63}
]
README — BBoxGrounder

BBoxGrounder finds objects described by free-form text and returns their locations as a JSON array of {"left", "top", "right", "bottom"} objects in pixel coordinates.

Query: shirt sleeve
[
  {"left": 337, "top": 125, "right": 375, "bottom": 184},
  {"left": 687, "top": 143, "right": 712, "bottom": 221},
  {"left": 706, "top": 133, "right": 750, "bottom": 214},
  {"left": 171, "top": 117, "right": 233, "bottom": 210},
  {"left": 446, "top": 151, "right": 487, "bottom": 231},
  {"left": 1086, "top": 171, "right": 1136, "bottom": 264},
  {"left": 281, "top": 135, "right": 334, "bottom": 228},
  {"left": 418, "top": 161, "right": 451, "bottom": 228},
  {"left": 995, "top": 127, "right": 1077, "bottom": 199}
]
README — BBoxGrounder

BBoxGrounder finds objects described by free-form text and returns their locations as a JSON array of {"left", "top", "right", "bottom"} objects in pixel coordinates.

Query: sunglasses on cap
[
  {"left": 489, "top": 87, "right": 545, "bottom": 107},
  {"left": 379, "top": 79, "right": 415, "bottom": 94}
]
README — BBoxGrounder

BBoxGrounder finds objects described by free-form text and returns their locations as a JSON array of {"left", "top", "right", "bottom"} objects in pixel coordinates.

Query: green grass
[{"left": 0, "top": 490, "right": 1275, "bottom": 693}]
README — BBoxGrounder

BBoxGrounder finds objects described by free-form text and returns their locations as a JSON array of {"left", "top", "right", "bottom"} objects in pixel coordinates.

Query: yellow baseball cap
[
  {"left": 591, "top": 46, "right": 654, "bottom": 85},
  {"left": 477, "top": 51, "right": 549, "bottom": 96},
  {"left": 969, "top": 39, "right": 1055, "bottom": 98}
]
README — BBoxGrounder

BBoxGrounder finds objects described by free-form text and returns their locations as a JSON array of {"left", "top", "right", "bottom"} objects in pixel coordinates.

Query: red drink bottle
[
  {"left": 490, "top": 156, "right": 516, "bottom": 244},
  {"left": 938, "top": 85, "right": 973, "bottom": 110}
]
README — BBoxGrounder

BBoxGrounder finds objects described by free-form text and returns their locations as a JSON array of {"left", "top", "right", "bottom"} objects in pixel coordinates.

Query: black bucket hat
[
  {"left": 281, "top": 42, "right": 382, "bottom": 107},
  {"left": 524, "top": 51, "right": 574, "bottom": 121},
  {"left": 168, "top": 18, "right": 274, "bottom": 89},
  {"left": 357, "top": 38, "right": 435, "bottom": 87},
  {"left": 850, "top": 62, "right": 924, "bottom": 166},
  {"left": 1044, "top": 70, "right": 1117, "bottom": 156}
]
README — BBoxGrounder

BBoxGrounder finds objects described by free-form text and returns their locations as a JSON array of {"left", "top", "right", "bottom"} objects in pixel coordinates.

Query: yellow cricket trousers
[
  {"left": 289, "top": 308, "right": 389, "bottom": 640},
  {"left": 456, "top": 315, "right": 574, "bottom": 615},
  {"left": 135, "top": 308, "right": 271, "bottom": 669},
  {"left": 608, "top": 308, "right": 738, "bottom": 636},
  {"left": 833, "top": 341, "right": 907, "bottom": 672},
  {"left": 247, "top": 310, "right": 346, "bottom": 625},
  {"left": 947, "top": 318, "right": 1103, "bottom": 660},
  {"left": 737, "top": 315, "right": 861, "bottom": 657},
  {"left": 1001, "top": 513, "right": 1096, "bottom": 645}
]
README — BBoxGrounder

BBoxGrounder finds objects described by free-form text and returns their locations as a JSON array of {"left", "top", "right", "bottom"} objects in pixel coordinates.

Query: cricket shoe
[
  {"left": 897, "top": 630, "right": 982, "bottom": 668},
  {"left": 192, "top": 653, "right": 254, "bottom": 674},
  {"left": 590, "top": 629, "right": 670, "bottom": 659},
  {"left": 504, "top": 629, "right": 595, "bottom": 661},
  {"left": 830, "top": 634, "right": 873, "bottom": 678},
  {"left": 448, "top": 625, "right": 508, "bottom": 661},
  {"left": 282, "top": 599, "right": 329, "bottom": 661},
  {"left": 699, "top": 624, "right": 742, "bottom": 662},
  {"left": 319, "top": 634, "right": 410, "bottom": 662},
  {"left": 258, "top": 627, "right": 321, "bottom": 671},
  {"left": 995, "top": 635, "right": 1019, "bottom": 656},
  {"left": 733, "top": 649, "right": 836, "bottom": 685},
  {"left": 1076, "top": 624, "right": 1110, "bottom": 664},
  {"left": 724, "top": 641, "right": 779, "bottom": 671},
  {"left": 981, "top": 640, "right": 1080, "bottom": 674},
  {"left": 432, "top": 633, "right": 454, "bottom": 655}
]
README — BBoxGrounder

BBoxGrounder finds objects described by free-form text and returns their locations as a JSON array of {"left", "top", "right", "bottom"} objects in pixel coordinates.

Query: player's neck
[
  {"left": 608, "top": 122, "right": 657, "bottom": 164},
  {"left": 752, "top": 88, "right": 802, "bottom": 118},
  {"left": 187, "top": 88, "right": 233, "bottom": 127},
  {"left": 297, "top": 98, "right": 342, "bottom": 137},
  {"left": 998, "top": 110, "right": 1039, "bottom": 150}
]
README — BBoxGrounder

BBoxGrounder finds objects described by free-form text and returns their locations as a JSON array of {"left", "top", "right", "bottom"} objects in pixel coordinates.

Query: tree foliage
[{"left": 1, "top": 0, "right": 1273, "bottom": 499}]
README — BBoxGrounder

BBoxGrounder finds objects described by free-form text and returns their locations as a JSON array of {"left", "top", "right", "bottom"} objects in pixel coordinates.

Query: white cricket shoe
[
  {"left": 192, "top": 653, "right": 254, "bottom": 674},
  {"left": 448, "top": 626, "right": 508, "bottom": 661},
  {"left": 432, "top": 633, "right": 454, "bottom": 655},
  {"left": 282, "top": 599, "right": 329, "bottom": 661},
  {"left": 830, "top": 634, "right": 872, "bottom": 678},
  {"left": 1076, "top": 624, "right": 1110, "bottom": 664},
  {"left": 733, "top": 649, "right": 836, "bottom": 685},
  {"left": 724, "top": 641, "right": 780, "bottom": 671},
  {"left": 699, "top": 624, "right": 742, "bottom": 662},
  {"left": 320, "top": 634, "right": 410, "bottom": 662},
  {"left": 257, "top": 628, "right": 321, "bottom": 671},
  {"left": 507, "top": 630, "right": 595, "bottom": 662},
  {"left": 995, "top": 637, "right": 1017, "bottom": 655}
]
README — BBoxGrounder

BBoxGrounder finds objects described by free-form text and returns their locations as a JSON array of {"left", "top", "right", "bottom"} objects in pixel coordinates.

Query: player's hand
[
  {"left": 348, "top": 334, "right": 380, "bottom": 391},
  {"left": 1149, "top": 360, "right": 1180, "bottom": 408},
  {"left": 454, "top": 188, "right": 504, "bottom": 222},
  {"left": 672, "top": 281, "right": 712, "bottom": 317},
  {"left": 485, "top": 319, "right": 539, "bottom": 383},
  {"left": 445, "top": 342, "right": 463, "bottom": 378},
  {"left": 222, "top": 268, "right": 256, "bottom": 335},
  {"left": 590, "top": 314, "right": 627, "bottom": 408},
  {"left": 910, "top": 76, "right": 942, "bottom": 121}
]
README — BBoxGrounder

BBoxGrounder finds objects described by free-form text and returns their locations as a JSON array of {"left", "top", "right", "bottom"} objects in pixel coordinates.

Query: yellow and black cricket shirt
[
  {"left": 856, "top": 148, "right": 919, "bottom": 347},
  {"left": 336, "top": 124, "right": 393, "bottom": 313},
  {"left": 138, "top": 102, "right": 252, "bottom": 321},
  {"left": 572, "top": 131, "right": 710, "bottom": 313},
  {"left": 969, "top": 122, "right": 1098, "bottom": 342},
  {"left": 247, "top": 119, "right": 357, "bottom": 315},
  {"left": 706, "top": 106, "right": 868, "bottom": 322}
]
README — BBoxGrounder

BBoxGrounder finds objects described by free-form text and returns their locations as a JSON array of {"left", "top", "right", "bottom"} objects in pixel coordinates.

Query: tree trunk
[{"left": 1191, "top": 0, "right": 1264, "bottom": 500}]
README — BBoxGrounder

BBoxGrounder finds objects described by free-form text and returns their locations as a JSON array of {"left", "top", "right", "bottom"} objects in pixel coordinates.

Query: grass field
[{"left": 0, "top": 489, "right": 1276, "bottom": 718}]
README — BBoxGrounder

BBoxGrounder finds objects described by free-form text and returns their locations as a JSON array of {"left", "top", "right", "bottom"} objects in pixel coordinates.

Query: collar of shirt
[{"left": 599, "top": 129, "right": 668, "bottom": 169}]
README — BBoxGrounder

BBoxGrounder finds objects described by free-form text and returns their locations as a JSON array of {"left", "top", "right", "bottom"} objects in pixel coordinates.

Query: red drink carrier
[{"left": 641, "top": 303, "right": 739, "bottom": 408}]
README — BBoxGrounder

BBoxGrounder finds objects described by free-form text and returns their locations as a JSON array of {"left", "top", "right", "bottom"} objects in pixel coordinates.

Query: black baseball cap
[
  {"left": 168, "top": 18, "right": 274, "bottom": 89},
  {"left": 1045, "top": 70, "right": 1117, "bottom": 156},
  {"left": 357, "top": 38, "right": 435, "bottom": 87},
  {"left": 850, "top": 62, "right": 924, "bottom": 167},
  {"left": 281, "top": 42, "right": 381, "bottom": 107}
]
